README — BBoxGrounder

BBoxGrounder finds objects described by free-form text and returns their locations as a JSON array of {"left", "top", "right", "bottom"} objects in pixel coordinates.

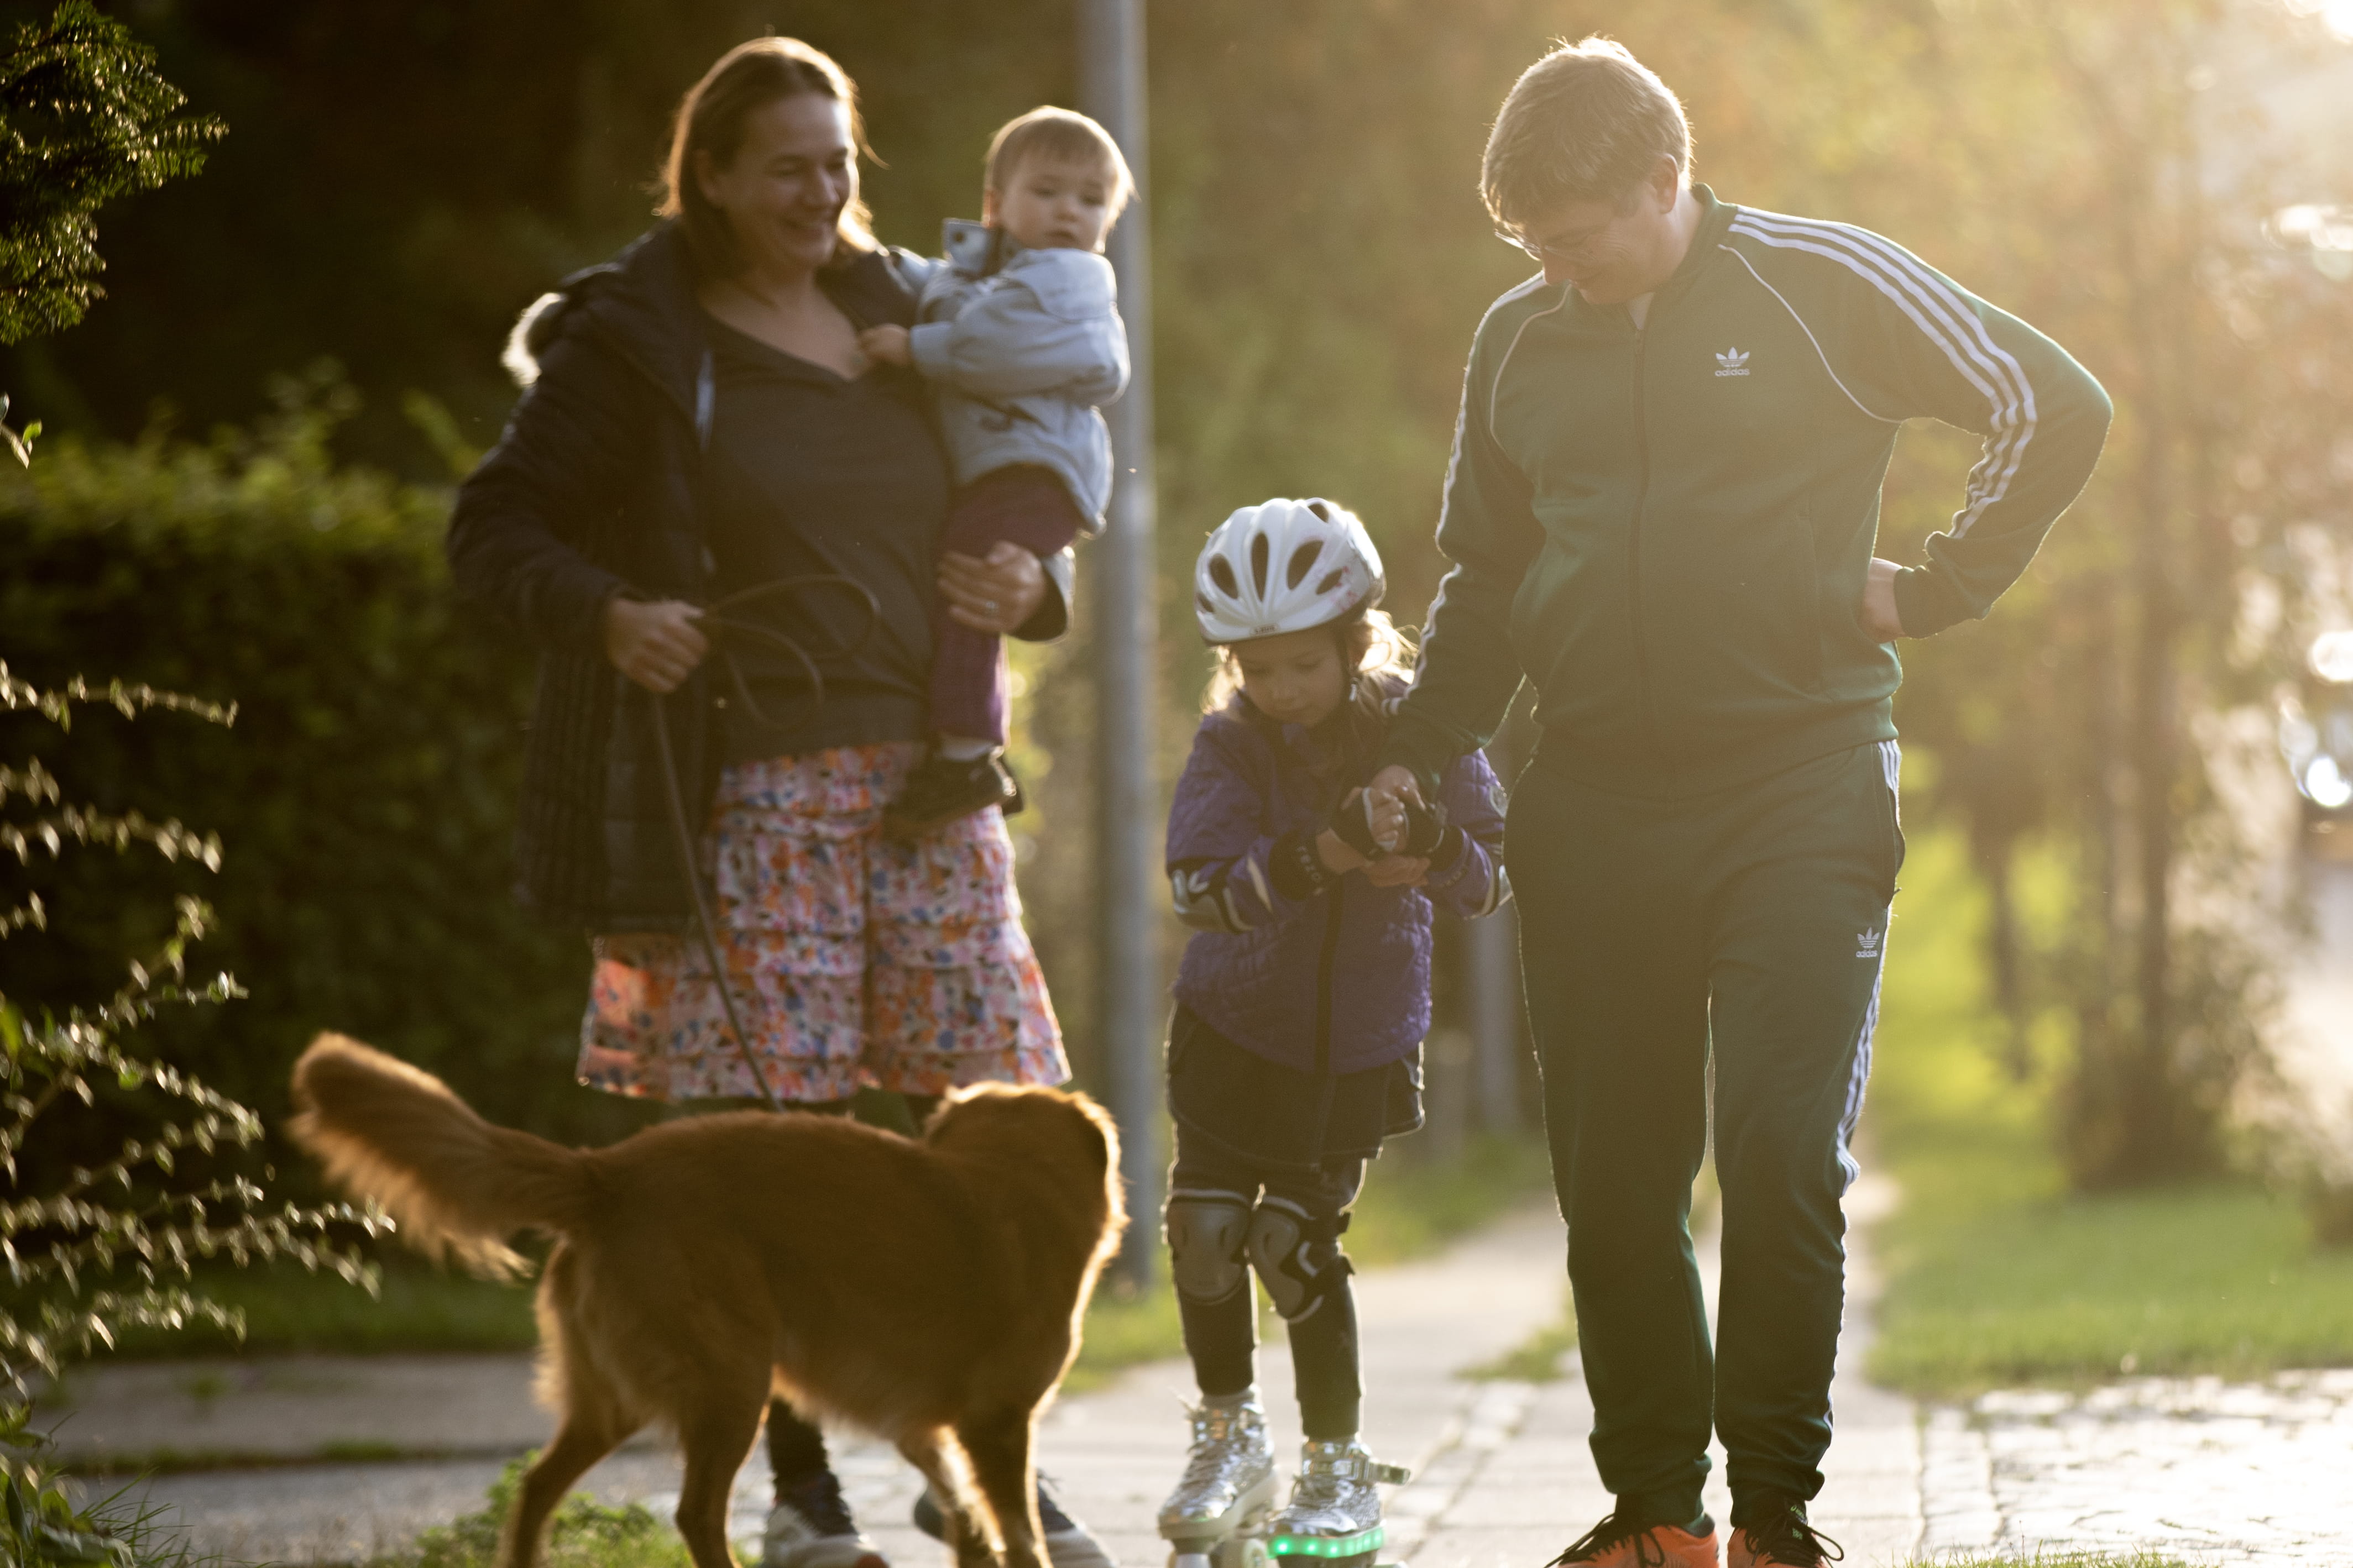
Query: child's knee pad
[
  {"left": 1165, "top": 1190, "right": 1253, "bottom": 1302},
  {"left": 1245, "top": 1197, "right": 1354, "bottom": 1321}
]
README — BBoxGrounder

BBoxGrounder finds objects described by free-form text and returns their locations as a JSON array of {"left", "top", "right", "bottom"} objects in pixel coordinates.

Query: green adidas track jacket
[{"left": 1383, "top": 187, "right": 2112, "bottom": 800}]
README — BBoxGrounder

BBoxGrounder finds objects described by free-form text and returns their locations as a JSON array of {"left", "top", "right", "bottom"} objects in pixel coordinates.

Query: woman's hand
[
  {"left": 603, "top": 597, "right": 709, "bottom": 693},
  {"left": 1315, "top": 828, "right": 1368, "bottom": 875},
  {"left": 857, "top": 324, "right": 912, "bottom": 367},
  {"left": 1364, "top": 855, "right": 1432, "bottom": 888},
  {"left": 939, "top": 542, "right": 1049, "bottom": 634}
]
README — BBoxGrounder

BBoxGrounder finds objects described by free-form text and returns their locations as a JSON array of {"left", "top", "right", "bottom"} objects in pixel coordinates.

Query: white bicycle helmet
[{"left": 1193, "top": 497, "right": 1384, "bottom": 644}]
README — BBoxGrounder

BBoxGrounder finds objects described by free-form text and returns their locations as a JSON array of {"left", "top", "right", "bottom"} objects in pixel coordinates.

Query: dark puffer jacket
[
  {"left": 1166, "top": 675, "right": 1508, "bottom": 1076},
  {"left": 447, "top": 222, "right": 1071, "bottom": 930}
]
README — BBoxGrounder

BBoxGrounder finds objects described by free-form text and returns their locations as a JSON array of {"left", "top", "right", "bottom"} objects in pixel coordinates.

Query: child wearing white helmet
[{"left": 1158, "top": 498, "right": 1511, "bottom": 1568}]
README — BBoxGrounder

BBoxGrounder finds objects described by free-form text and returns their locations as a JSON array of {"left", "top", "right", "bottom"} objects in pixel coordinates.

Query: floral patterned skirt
[{"left": 578, "top": 743, "right": 1066, "bottom": 1103}]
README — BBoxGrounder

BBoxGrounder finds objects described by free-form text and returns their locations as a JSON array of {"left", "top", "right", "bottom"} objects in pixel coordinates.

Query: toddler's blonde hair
[{"left": 985, "top": 106, "right": 1135, "bottom": 216}]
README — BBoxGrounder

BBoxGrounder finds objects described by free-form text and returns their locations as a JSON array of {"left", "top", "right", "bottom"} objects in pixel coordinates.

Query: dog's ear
[
  {"left": 1071, "top": 1092, "right": 1127, "bottom": 1239},
  {"left": 1070, "top": 1091, "right": 1120, "bottom": 1177}
]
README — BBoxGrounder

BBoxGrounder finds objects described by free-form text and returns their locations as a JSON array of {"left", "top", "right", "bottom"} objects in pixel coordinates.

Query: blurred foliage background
[{"left": 6, "top": 0, "right": 2353, "bottom": 1212}]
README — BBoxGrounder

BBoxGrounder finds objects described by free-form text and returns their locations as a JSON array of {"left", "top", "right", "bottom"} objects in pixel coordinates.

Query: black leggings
[
  {"left": 752, "top": 1093, "right": 939, "bottom": 1491},
  {"left": 1168, "top": 1125, "right": 1365, "bottom": 1440}
]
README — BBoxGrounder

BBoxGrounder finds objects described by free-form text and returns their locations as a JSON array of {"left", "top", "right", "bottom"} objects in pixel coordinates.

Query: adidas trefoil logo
[
  {"left": 1856, "top": 927, "right": 1883, "bottom": 959},
  {"left": 1714, "top": 347, "right": 1751, "bottom": 377}
]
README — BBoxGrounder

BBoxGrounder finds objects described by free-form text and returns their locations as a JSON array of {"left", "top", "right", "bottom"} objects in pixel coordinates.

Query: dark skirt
[{"left": 1164, "top": 1004, "right": 1423, "bottom": 1175}]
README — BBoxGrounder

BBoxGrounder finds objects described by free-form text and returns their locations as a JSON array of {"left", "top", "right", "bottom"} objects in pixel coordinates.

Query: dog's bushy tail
[{"left": 289, "top": 1033, "right": 592, "bottom": 1278}]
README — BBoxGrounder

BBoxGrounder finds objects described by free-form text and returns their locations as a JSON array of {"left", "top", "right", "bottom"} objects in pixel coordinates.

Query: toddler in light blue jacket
[{"left": 860, "top": 107, "right": 1132, "bottom": 837}]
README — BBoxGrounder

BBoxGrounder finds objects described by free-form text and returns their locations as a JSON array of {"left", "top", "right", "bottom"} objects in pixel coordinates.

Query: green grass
[
  {"left": 91, "top": 1252, "right": 540, "bottom": 1360},
  {"left": 1350, "top": 1131, "right": 1556, "bottom": 1264},
  {"left": 363, "top": 1457, "right": 688, "bottom": 1568},
  {"left": 1867, "top": 828, "right": 2353, "bottom": 1395}
]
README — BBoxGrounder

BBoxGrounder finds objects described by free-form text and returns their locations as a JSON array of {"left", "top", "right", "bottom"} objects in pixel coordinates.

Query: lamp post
[{"left": 1079, "top": 0, "right": 1162, "bottom": 1281}]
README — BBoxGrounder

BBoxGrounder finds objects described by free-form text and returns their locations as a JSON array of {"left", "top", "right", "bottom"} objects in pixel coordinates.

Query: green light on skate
[{"left": 1265, "top": 1526, "right": 1384, "bottom": 1559}]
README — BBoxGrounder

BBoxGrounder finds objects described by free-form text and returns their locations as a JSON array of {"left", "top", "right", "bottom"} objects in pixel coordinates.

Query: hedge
[{"left": 0, "top": 378, "right": 649, "bottom": 1165}]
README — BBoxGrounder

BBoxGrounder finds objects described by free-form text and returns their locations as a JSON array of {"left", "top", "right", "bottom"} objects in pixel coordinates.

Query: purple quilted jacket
[{"left": 1166, "top": 680, "right": 1508, "bottom": 1076}]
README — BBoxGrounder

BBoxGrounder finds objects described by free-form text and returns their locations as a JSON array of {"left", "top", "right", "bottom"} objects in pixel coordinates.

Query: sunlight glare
[
  {"left": 2310, "top": 631, "right": 2353, "bottom": 683},
  {"left": 2285, "top": 0, "right": 2353, "bottom": 40},
  {"left": 2305, "top": 756, "right": 2353, "bottom": 809}
]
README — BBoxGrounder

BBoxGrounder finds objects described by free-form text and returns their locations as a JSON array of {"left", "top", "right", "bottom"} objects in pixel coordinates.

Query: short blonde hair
[
  {"left": 985, "top": 106, "right": 1135, "bottom": 217},
  {"left": 1482, "top": 37, "right": 1692, "bottom": 227}
]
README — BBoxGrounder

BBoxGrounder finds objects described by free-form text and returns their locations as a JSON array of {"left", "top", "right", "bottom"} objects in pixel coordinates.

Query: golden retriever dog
[{"left": 288, "top": 1034, "right": 1126, "bottom": 1568}]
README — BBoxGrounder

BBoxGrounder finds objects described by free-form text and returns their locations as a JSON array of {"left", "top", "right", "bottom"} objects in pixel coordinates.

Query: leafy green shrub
[
  {"left": 2, "top": 667, "right": 372, "bottom": 1562},
  {"left": 0, "top": 0, "right": 224, "bottom": 349},
  {"left": 0, "top": 372, "right": 648, "bottom": 1183},
  {"left": 3, "top": 1401, "right": 207, "bottom": 1567}
]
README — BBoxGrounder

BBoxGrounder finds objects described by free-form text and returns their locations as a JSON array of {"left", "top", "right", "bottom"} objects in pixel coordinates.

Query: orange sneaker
[
  {"left": 1727, "top": 1500, "right": 1842, "bottom": 1567},
  {"left": 1546, "top": 1508, "right": 1719, "bottom": 1567}
]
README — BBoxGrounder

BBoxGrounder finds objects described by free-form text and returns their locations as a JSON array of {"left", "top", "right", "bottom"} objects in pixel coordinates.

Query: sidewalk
[
  {"left": 41, "top": 1179, "right": 2353, "bottom": 1566},
  {"left": 44, "top": 1188, "right": 1924, "bottom": 1566}
]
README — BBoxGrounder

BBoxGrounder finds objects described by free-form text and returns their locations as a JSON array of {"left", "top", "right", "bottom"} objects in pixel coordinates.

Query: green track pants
[{"left": 1507, "top": 739, "right": 1904, "bottom": 1524}]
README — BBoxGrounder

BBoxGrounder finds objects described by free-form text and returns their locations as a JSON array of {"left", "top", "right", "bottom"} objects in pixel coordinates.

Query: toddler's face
[
  {"left": 1232, "top": 627, "right": 1350, "bottom": 731},
  {"left": 985, "top": 154, "right": 1117, "bottom": 253}
]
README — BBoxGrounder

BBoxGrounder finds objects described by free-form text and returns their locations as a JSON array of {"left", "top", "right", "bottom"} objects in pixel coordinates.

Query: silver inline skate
[
  {"left": 1262, "top": 1438, "right": 1409, "bottom": 1568},
  {"left": 1158, "top": 1397, "right": 1278, "bottom": 1568}
]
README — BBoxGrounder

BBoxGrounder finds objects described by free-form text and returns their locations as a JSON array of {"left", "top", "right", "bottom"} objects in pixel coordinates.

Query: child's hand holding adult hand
[
  {"left": 1322, "top": 788, "right": 1400, "bottom": 870},
  {"left": 857, "top": 324, "right": 912, "bottom": 367},
  {"left": 1367, "top": 765, "right": 1425, "bottom": 821}
]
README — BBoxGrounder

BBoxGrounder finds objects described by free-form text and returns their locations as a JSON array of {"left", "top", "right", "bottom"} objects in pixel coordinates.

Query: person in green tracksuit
[{"left": 1365, "top": 38, "right": 2112, "bottom": 1568}]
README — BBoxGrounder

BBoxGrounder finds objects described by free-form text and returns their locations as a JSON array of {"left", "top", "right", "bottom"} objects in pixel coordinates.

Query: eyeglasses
[{"left": 1495, "top": 219, "right": 1615, "bottom": 267}]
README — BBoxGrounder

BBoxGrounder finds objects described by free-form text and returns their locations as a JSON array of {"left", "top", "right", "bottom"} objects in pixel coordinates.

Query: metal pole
[
  {"left": 1470, "top": 714, "right": 1526, "bottom": 1133},
  {"left": 1079, "top": 0, "right": 1162, "bottom": 1282},
  {"left": 1468, "top": 902, "right": 1524, "bottom": 1132}
]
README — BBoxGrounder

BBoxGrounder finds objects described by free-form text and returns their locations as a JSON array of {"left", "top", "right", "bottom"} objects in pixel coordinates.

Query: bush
[
  {"left": 2, "top": 667, "right": 374, "bottom": 1562},
  {"left": 0, "top": 372, "right": 647, "bottom": 1177},
  {"left": 2, "top": 1419, "right": 200, "bottom": 1568}
]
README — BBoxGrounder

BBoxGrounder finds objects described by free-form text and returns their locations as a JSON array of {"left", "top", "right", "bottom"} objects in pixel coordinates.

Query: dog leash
[{"left": 643, "top": 574, "right": 881, "bottom": 1113}]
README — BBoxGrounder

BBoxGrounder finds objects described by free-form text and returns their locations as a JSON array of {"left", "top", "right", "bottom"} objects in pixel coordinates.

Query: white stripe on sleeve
[{"left": 1729, "top": 212, "right": 2036, "bottom": 539}]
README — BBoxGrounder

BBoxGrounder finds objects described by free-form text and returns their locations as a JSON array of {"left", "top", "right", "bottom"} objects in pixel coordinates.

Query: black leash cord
[{"left": 641, "top": 573, "right": 883, "bottom": 1114}]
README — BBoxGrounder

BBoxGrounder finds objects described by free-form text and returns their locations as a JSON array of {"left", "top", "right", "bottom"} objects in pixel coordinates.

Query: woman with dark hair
[{"left": 447, "top": 36, "right": 1104, "bottom": 1568}]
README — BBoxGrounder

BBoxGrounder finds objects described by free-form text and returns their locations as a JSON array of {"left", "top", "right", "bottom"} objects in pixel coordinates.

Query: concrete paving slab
[
  {"left": 1403, "top": 1525, "right": 1585, "bottom": 1568},
  {"left": 35, "top": 1353, "right": 624, "bottom": 1468},
  {"left": 1918, "top": 1368, "right": 2353, "bottom": 1566}
]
